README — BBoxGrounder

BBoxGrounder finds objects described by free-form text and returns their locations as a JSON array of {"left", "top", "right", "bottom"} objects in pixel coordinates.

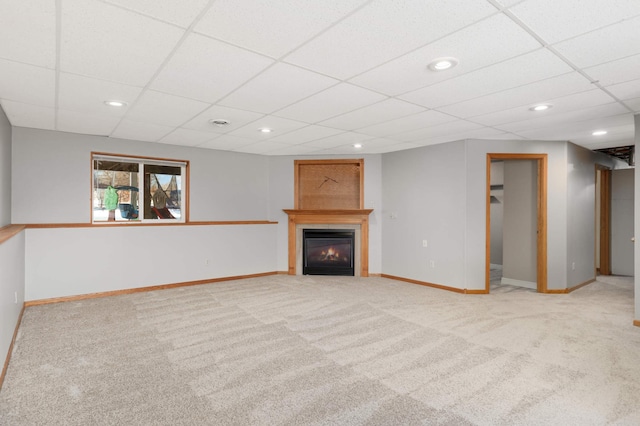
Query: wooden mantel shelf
[{"left": 284, "top": 209, "right": 373, "bottom": 276}]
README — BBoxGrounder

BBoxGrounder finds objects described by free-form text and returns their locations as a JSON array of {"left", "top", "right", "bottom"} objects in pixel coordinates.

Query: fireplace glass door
[{"left": 303, "top": 229, "right": 355, "bottom": 276}]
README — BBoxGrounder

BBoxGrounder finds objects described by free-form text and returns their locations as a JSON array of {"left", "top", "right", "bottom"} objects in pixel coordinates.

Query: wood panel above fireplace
[{"left": 294, "top": 159, "right": 363, "bottom": 210}]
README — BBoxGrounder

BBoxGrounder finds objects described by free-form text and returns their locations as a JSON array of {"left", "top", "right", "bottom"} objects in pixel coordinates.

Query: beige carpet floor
[{"left": 1, "top": 274, "right": 639, "bottom": 425}]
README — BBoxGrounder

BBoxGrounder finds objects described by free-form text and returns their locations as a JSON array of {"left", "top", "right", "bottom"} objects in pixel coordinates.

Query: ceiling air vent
[{"left": 209, "top": 119, "right": 231, "bottom": 127}]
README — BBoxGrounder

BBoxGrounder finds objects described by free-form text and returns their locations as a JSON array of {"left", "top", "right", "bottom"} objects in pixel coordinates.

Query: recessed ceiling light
[
  {"left": 353, "top": 143, "right": 363, "bottom": 149},
  {"left": 427, "top": 57, "right": 459, "bottom": 71},
  {"left": 259, "top": 128, "right": 272, "bottom": 133},
  {"left": 592, "top": 130, "right": 608, "bottom": 136},
  {"left": 104, "top": 100, "right": 127, "bottom": 107},
  {"left": 529, "top": 104, "right": 552, "bottom": 111},
  {"left": 209, "top": 119, "right": 231, "bottom": 127}
]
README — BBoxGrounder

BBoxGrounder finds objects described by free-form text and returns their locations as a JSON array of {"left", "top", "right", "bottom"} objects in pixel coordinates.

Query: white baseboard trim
[{"left": 501, "top": 277, "right": 537, "bottom": 289}]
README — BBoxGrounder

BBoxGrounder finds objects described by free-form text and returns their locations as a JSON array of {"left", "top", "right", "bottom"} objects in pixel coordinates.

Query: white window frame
[{"left": 92, "top": 153, "right": 188, "bottom": 224}]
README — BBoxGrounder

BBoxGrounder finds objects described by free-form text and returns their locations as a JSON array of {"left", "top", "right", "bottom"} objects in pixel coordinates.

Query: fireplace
[{"left": 303, "top": 229, "right": 355, "bottom": 276}]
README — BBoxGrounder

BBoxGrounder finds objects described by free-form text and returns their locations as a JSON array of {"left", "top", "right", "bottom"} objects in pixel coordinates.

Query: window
[{"left": 92, "top": 153, "right": 187, "bottom": 223}]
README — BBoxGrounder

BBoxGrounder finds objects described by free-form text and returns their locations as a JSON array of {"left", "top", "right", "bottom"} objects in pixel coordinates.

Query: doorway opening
[
  {"left": 596, "top": 166, "right": 611, "bottom": 276},
  {"left": 486, "top": 154, "right": 548, "bottom": 293}
]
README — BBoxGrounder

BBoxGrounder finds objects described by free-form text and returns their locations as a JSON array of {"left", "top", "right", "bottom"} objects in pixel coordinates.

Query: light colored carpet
[{"left": 1, "top": 274, "right": 639, "bottom": 425}]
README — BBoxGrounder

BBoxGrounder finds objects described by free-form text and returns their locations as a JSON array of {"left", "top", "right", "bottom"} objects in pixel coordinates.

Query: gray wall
[
  {"left": 12, "top": 128, "right": 270, "bottom": 223},
  {"left": 12, "top": 128, "right": 278, "bottom": 301},
  {"left": 0, "top": 106, "right": 10, "bottom": 227},
  {"left": 635, "top": 114, "right": 640, "bottom": 322},
  {"left": 502, "top": 160, "right": 537, "bottom": 286},
  {"left": 611, "top": 169, "right": 634, "bottom": 276},
  {"left": 489, "top": 161, "right": 503, "bottom": 265},
  {"left": 566, "top": 143, "right": 625, "bottom": 287},
  {"left": 0, "top": 104, "right": 25, "bottom": 381},
  {"left": 382, "top": 138, "right": 624, "bottom": 292},
  {"left": 382, "top": 141, "right": 467, "bottom": 287}
]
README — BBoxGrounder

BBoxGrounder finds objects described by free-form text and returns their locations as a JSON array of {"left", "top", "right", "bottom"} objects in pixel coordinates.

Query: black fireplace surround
[{"left": 302, "top": 229, "right": 355, "bottom": 276}]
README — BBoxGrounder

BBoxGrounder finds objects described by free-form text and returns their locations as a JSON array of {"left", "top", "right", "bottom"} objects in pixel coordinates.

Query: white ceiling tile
[
  {"left": 182, "top": 104, "right": 264, "bottom": 134},
  {"left": 268, "top": 125, "right": 344, "bottom": 145},
  {"left": 198, "top": 134, "right": 257, "bottom": 151},
  {"left": 356, "top": 110, "right": 459, "bottom": 138},
  {"left": 58, "top": 73, "right": 143, "bottom": 117},
  {"left": 470, "top": 89, "right": 615, "bottom": 127},
  {"left": 110, "top": 119, "right": 174, "bottom": 142},
  {"left": 158, "top": 128, "right": 218, "bottom": 147},
  {"left": 515, "top": 114, "right": 635, "bottom": 143},
  {"left": 553, "top": 16, "right": 640, "bottom": 69},
  {"left": 302, "top": 132, "right": 372, "bottom": 149},
  {"left": 0, "top": 100, "right": 55, "bottom": 130},
  {"left": 605, "top": 79, "right": 640, "bottom": 101},
  {"left": 60, "top": 0, "right": 185, "bottom": 86},
  {"left": 125, "top": 90, "right": 210, "bottom": 127},
  {"left": 151, "top": 33, "right": 274, "bottom": 103},
  {"left": 439, "top": 72, "right": 594, "bottom": 118},
  {"left": 103, "top": 0, "right": 210, "bottom": 28},
  {"left": 498, "top": 103, "right": 630, "bottom": 133},
  {"left": 585, "top": 54, "right": 640, "bottom": 87},
  {"left": 320, "top": 99, "right": 426, "bottom": 131},
  {"left": 57, "top": 109, "right": 121, "bottom": 136},
  {"left": 284, "top": 0, "right": 496, "bottom": 79},
  {"left": 228, "top": 115, "right": 308, "bottom": 140},
  {"left": 351, "top": 14, "right": 541, "bottom": 96},
  {"left": 510, "top": 0, "right": 640, "bottom": 44},
  {"left": 393, "top": 119, "right": 485, "bottom": 142},
  {"left": 0, "top": 59, "right": 55, "bottom": 107},
  {"left": 411, "top": 127, "right": 509, "bottom": 147},
  {"left": 239, "top": 140, "right": 292, "bottom": 155},
  {"left": 219, "top": 63, "right": 338, "bottom": 114},
  {"left": 570, "top": 123, "right": 635, "bottom": 146},
  {"left": 623, "top": 97, "right": 640, "bottom": 113},
  {"left": 401, "top": 49, "right": 573, "bottom": 108},
  {"left": 195, "top": 0, "right": 368, "bottom": 58},
  {"left": 267, "top": 144, "right": 325, "bottom": 156},
  {"left": 0, "top": 0, "right": 56, "bottom": 68},
  {"left": 274, "top": 83, "right": 386, "bottom": 123},
  {"left": 492, "top": 0, "right": 524, "bottom": 7}
]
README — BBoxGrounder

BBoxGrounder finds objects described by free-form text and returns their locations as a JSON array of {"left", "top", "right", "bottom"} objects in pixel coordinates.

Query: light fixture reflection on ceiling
[
  {"left": 259, "top": 128, "right": 272, "bottom": 133},
  {"left": 104, "top": 100, "right": 127, "bottom": 107},
  {"left": 529, "top": 104, "right": 552, "bottom": 111},
  {"left": 427, "top": 57, "right": 459, "bottom": 71},
  {"left": 592, "top": 130, "right": 608, "bottom": 136}
]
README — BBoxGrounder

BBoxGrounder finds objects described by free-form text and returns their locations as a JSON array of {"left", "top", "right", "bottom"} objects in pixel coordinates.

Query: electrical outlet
[
  {"left": 571, "top": 262, "right": 575, "bottom": 271},
  {"left": 422, "top": 240, "right": 428, "bottom": 248},
  {"left": 14, "top": 291, "right": 18, "bottom": 304},
  {"left": 430, "top": 260, "right": 435, "bottom": 268},
  {"left": 205, "top": 259, "right": 211, "bottom": 265}
]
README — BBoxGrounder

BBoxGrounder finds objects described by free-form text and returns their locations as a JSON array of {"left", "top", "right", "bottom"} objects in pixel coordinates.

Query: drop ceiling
[{"left": 1, "top": 0, "right": 639, "bottom": 156}]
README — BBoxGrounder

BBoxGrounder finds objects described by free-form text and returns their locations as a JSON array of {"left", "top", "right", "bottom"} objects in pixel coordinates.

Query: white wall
[
  {"left": 25, "top": 224, "right": 277, "bottom": 301},
  {"left": 0, "top": 106, "right": 10, "bottom": 227},
  {"left": 611, "top": 169, "right": 634, "bottom": 276},
  {"left": 267, "top": 154, "right": 383, "bottom": 274},
  {"left": 382, "top": 141, "right": 467, "bottom": 287},
  {"left": 502, "top": 160, "right": 537, "bottom": 286}
]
